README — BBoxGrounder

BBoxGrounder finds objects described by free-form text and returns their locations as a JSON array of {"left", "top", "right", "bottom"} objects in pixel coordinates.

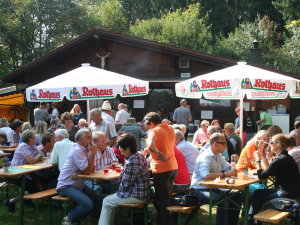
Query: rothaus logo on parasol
[
  {"left": 190, "top": 80, "right": 230, "bottom": 92},
  {"left": 36, "top": 89, "right": 60, "bottom": 100},
  {"left": 82, "top": 87, "right": 113, "bottom": 97},
  {"left": 123, "top": 85, "right": 146, "bottom": 96},
  {"left": 242, "top": 78, "right": 286, "bottom": 91}
]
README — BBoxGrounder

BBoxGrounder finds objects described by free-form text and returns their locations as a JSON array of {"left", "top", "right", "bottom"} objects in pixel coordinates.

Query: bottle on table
[{"left": 243, "top": 156, "right": 249, "bottom": 180}]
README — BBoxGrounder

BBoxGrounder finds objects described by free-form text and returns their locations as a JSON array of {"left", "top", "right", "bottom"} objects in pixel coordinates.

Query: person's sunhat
[
  {"left": 125, "top": 118, "right": 137, "bottom": 126},
  {"left": 100, "top": 101, "right": 112, "bottom": 111},
  {"left": 223, "top": 123, "right": 235, "bottom": 130}
]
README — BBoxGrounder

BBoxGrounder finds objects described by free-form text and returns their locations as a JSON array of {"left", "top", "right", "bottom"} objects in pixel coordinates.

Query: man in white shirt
[
  {"left": 51, "top": 102, "right": 59, "bottom": 123},
  {"left": 174, "top": 129, "right": 199, "bottom": 178},
  {"left": 47, "top": 129, "right": 74, "bottom": 192},
  {"left": 50, "top": 129, "right": 74, "bottom": 172},
  {"left": 89, "top": 108, "right": 117, "bottom": 147},
  {"left": 115, "top": 103, "right": 130, "bottom": 124}
]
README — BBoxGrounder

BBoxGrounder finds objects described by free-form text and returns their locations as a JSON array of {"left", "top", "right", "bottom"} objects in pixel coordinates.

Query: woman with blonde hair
[
  {"left": 0, "top": 117, "right": 12, "bottom": 136},
  {"left": 35, "top": 121, "right": 47, "bottom": 146},
  {"left": 70, "top": 104, "right": 84, "bottom": 126},
  {"left": 250, "top": 134, "right": 300, "bottom": 221},
  {"left": 236, "top": 130, "right": 270, "bottom": 172}
]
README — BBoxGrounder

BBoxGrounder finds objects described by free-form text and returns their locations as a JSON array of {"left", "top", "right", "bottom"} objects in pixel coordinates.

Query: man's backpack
[{"left": 260, "top": 198, "right": 300, "bottom": 225}]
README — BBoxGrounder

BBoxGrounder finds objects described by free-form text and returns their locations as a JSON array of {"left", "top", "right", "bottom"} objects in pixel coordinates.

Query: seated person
[
  {"left": 4, "top": 129, "right": 43, "bottom": 213},
  {"left": 236, "top": 130, "right": 270, "bottom": 172},
  {"left": 98, "top": 133, "right": 151, "bottom": 225},
  {"left": 173, "top": 145, "right": 190, "bottom": 193},
  {"left": 7, "top": 120, "right": 23, "bottom": 145},
  {"left": 192, "top": 120, "right": 210, "bottom": 146},
  {"left": 190, "top": 133, "right": 243, "bottom": 225},
  {"left": 251, "top": 134, "right": 300, "bottom": 222},
  {"left": 85, "top": 131, "right": 119, "bottom": 194},
  {"left": 36, "top": 133, "right": 57, "bottom": 188},
  {"left": 0, "top": 132, "right": 13, "bottom": 146},
  {"left": 56, "top": 129, "right": 102, "bottom": 225},
  {"left": 175, "top": 129, "right": 199, "bottom": 178}
]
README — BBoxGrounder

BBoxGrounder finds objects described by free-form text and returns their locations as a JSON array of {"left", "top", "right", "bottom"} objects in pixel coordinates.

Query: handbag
[{"left": 171, "top": 193, "right": 202, "bottom": 225}]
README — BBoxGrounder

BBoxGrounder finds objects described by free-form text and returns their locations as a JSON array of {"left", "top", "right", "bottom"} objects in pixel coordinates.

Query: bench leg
[{"left": 47, "top": 198, "right": 52, "bottom": 225}]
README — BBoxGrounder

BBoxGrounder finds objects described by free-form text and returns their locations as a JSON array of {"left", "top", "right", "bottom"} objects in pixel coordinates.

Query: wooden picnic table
[
  {"left": 0, "top": 162, "right": 54, "bottom": 225},
  {"left": 0, "top": 146, "right": 17, "bottom": 153},
  {"left": 198, "top": 173, "right": 261, "bottom": 225},
  {"left": 0, "top": 153, "right": 10, "bottom": 158},
  {"left": 78, "top": 169, "right": 120, "bottom": 180}
]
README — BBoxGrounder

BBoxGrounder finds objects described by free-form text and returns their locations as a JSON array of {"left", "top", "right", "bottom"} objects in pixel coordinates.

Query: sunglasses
[
  {"left": 203, "top": 125, "right": 209, "bottom": 127},
  {"left": 65, "top": 118, "right": 73, "bottom": 120},
  {"left": 271, "top": 141, "right": 279, "bottom": 145},
  {"left": 256, "top": 140, "right": 269, "bottom": 146},
  {"left": 215, "top": 141, "right": 227, "bottom": 146}
]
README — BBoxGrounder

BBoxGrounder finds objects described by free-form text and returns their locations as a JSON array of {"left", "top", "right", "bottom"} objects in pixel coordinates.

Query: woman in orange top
[{"left": 236, "top": 130, "right": 270, "bottom": 172}]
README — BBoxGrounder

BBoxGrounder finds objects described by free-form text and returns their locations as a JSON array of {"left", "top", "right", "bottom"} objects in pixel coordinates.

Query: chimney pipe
[{"left": 250, "top": 40, "right": 261, "bottom": 65}]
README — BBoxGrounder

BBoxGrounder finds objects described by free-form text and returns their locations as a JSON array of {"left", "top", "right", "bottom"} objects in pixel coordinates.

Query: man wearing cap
[
  {"left": 115, "top": 103, "right": 130, "bottom": 124},
  {"left": 90, "top": 108, "right": 117, "bottom": 147},
  {"left": 118, "top": 118, "right": 147, "bottom": 151},
  {"left": 34, "top": 102, "right": 49, "bottom": 124},
  {"left": 100, "top": 101, "right": 115, "bottom": 129},
  {"left": 223, "top": 123, "right": 242, "bottom": 156}
]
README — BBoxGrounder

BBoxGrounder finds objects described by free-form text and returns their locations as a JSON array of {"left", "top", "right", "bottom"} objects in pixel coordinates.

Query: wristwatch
[
  {"left": 256, "top": 161, "right": 261, "bottom": 163},
  {"left": 156, "top": 151, "right": 161, "bottom": 155}
]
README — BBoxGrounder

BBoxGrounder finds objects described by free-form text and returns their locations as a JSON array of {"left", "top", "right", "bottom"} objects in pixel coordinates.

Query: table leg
[
  {"left": 243, "top": 186, "right": 249, "bottom": 225},
  {"left": 209, "top": 188, "right": 213, "bottom": 225},
  {"left": 18, "top": 175, "right": 26, "bottom": 225}
]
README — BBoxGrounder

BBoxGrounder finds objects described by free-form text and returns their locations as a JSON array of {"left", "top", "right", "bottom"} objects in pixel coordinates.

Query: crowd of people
[{"left": 1, "top": 98, "right": 300, "bottom": 225}]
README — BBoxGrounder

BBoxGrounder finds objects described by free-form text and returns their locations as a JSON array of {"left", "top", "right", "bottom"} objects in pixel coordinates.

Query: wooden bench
[
  {"left": 52, "top": 195, "right": 77, "bottom": 221},
  {"left": 0, "top": 182, "right": 18, "bottom": 197},
  {"left": 23, "top": 188, "right": 57, "bottom": 225},
  {"left": 254, "top": 209, "right": 291, "bottom": 224},
  {"left": 167, "top": 205, "right": 198, "bottom": 225},
  {"left": 118, "top": 199, "right": 154, "bottom": 225}
]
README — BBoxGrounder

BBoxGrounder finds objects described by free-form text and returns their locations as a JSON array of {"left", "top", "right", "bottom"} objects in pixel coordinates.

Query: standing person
[
  {"left": 60, "top": 112, "right": 79, "bottom": 142},
  {"left": 251, "top": 134, "right": 300, "bottom": 222},
  {"left": 115, "top": 103, "right": 130, "bottom": 125},
  {"left": 51, "top": 102, "right": 59, "bottom": 123},
  {"left": 46, "top": 103, "right": 52, "bottom": 125},
  {"left": 256, "top": 108, "right": 273, "bottom": 130},
  {"left": 173, "top": 99, "right": 192, "bottom": 141},
  {"left": 56, "top": 129, "right": 102, "bottom": 225},
  {"left": 34, "top": 102, "right": 49, "bottom": 124},
  {"left": 140, "top": 119, "right": 150, "bottom": 150},
  {"left": 145, "top": 112, "right": 178, "bottom": 225},
  {"left": 70, "top": 104, "right": 84, "bottom": 126},
  {"left": 100, "top": 101, "right": 116, "bottom": 129},
  {"left": 98, "top": 133, "right": 150, "bottom": 225},
  {"left": 89, "top": 108, "right": 117, "bottom": 147},
  {"left": 190, "top": 133, "right": 243, "bottom": 225},
  {"left": 223, "top": 123, "right": 242, "bottom": 156},
  {"left": 235, "top": 107, "right": 255, "bottom": 147},
  {"left": 118, "top": 118, "right": 147, "bottom": 151}
]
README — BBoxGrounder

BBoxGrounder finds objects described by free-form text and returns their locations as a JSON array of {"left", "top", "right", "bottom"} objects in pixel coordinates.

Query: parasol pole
[
  {"left": 87, "top": 99, "right": 90, "bottom": 125},
  {"left": 239, "top": 88, "right": 244, "bottom": 141}
]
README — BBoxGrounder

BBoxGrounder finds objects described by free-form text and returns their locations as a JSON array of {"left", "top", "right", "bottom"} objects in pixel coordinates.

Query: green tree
[
  {"left": 0, "top": 0, "right": 90, "bottom": 84},
  {"left": 85, "top": 0, "right": 129, "bottom": 33},
  {"left": 273, "top": 0, "right": 300, "bottom": 22},
  {"left": 130, "top": 4, "right": 213, "bottom": 53}
]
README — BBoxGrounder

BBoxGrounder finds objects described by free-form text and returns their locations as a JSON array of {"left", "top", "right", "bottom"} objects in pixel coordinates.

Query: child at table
[{"left": 0, "top": 132, "right": 13, "bottom": 146}]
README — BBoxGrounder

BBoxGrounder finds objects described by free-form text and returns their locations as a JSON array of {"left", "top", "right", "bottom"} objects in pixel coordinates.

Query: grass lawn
[{"left": 0, "top": 188, "right": 252, "bottom": 225}]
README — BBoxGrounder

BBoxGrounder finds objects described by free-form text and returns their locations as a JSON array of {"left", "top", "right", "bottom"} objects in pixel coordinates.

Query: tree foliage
[{"left": 130, "top": 4, "right": 213, "bottom": 52}]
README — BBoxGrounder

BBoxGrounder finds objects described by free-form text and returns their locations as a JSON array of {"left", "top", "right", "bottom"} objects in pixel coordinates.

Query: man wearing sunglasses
[{"left": 190, "top": 133, "right": 243, "bottom": 225}]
